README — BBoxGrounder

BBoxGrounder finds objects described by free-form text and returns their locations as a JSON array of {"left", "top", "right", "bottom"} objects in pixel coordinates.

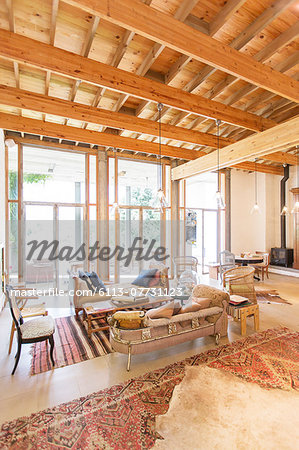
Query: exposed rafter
[
  {"left": 64, "top": 0, "right": 299, "bottom": 102},
  {"left": 172, "top": 117, "right": 299, "bottom": 179},
  {"left": 0, "top": 30, "right": 276, "bottom": 131}
]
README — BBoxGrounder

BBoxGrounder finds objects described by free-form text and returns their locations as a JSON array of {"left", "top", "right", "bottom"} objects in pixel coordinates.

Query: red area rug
[
  {"left": 31, "top": 316, "right": 113, "bottom": 374},
  {"left": 1, "top": 327, "right": 298, "bottom": 449}
]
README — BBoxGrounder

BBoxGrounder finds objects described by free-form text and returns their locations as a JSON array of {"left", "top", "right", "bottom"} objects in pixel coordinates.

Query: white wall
[{"left": 230, "top": 165, "right": 299, "bottom": 256}]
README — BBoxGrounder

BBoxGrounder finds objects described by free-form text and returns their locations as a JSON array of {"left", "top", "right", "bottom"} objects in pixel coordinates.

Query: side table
[{"left": 228, "top": 302, "right": 259, "bottom": 336}]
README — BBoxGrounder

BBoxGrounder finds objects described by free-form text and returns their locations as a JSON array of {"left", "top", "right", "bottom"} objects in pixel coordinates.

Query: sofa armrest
[{"left": 192, "top": 284, "right": 229, "bottom": 308}]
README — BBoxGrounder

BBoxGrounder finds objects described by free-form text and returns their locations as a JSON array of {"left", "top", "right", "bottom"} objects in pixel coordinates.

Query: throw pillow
[
  {"left": 179, "top": 298, "right": 202, "bottom": 314},
  {"left": 173, "top": 300, "right": 182, "bottom": 315},
  {"left": 78, "top": 270, "right": 94, "bottom": 291},
  {"left": 146, "top": 301, "right": 174, "bottom": 319},
  {"left": 88, "top": 271, "right": 107, "bottom": 293},
  {"left": 148, "top": 270, "right": 161, "bottom": 287},
  {"left": 192, "top": 297, "right": 211, "bottom": 309},
  {"left": 132, "top": 269, "right": 158, "bottom": 287}
]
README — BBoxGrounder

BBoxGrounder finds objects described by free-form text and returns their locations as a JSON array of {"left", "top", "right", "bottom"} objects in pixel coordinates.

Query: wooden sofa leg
[
  {"left": 75, "top": 308, "right": 80, "bottom": 319},
  {"left": 127, "top": 345, "right": 132, "bottom": 372},
  {"left": 215, "top": 333, "right": 221, "bottom": 345}
]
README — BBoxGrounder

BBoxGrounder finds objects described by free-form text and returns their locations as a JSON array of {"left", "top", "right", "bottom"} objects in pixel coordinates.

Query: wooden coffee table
[{"left": 82, "top": 295, "right": 173, "bottom": 337}]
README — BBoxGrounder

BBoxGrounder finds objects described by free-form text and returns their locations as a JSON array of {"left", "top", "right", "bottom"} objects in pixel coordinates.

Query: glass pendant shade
[
  {"left": 250, "top": 203, "right": 261, "bottom": 215},
  {"left": 215, "top": 190, "right": 225, "bottom": 209},
  {"left": 280, "top": 205, "right": 289, "bottom": 216},
  {"left": 291, "top": 201, "right": 299, "bottom": 214}
]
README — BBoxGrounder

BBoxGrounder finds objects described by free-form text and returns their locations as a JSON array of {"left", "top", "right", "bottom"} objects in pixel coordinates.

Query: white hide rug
[{"left": 154, "top": 365, "right": 299, "bottom": 450}]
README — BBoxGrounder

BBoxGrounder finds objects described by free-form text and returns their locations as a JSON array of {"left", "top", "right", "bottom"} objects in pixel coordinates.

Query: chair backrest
[
  {"left": 5, "top": 285, "right": 23, "bottom": 330},
  {"left": 223, "top": 266, "right": 256, "bottom": 303},
  {"left": 219, "top": 250, "right": 235, "bottom": 267},
  {"left": 173, "top": 256, "right": 198, "bottom": 278},
  {"left": 255, "top": 251, "right": 269, "bottom": 267}
]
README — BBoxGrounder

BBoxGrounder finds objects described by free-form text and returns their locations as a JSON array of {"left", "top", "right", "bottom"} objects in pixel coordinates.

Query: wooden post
[
  {"left": 225, "top": 169, "right": 231, "bottom": 251},
  {"left": 17, "top": 143, "right": 23, "bottom": 282},
  {"left": 171, "top": 160, "right": 180, "bottom": 277},
  {"left": 98, "top": 149, "right": 109, "bottom": 280}
]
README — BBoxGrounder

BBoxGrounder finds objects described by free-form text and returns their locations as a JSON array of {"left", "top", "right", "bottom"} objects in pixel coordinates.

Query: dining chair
[
  {"left": 173, "top": 256, "right": 198, "bottom": 279},
  {"left": 252, "top": 252, "right": 270, "bottom": 281},
  {"left": 5, "top": 284, "right": 48, "bottom": 355},
  {"left": 5, "top": 285, "right": 55, "bottom": 375},
  {"left": 219, "top": 250, "right": 235, "bottom": 281},
  {"left": 223, "top": 266, "right": 257, "bottom": 304}
]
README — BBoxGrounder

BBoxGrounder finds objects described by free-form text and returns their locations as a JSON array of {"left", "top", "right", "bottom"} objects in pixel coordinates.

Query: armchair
[{"left": 223, "top": 266, "right": 257, "bottom": 304}]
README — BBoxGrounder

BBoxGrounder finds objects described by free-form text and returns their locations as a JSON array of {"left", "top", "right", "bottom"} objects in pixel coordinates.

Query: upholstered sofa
[
  {"left": 109, "top": 285, "right": 229, "bottom": 371},
  {"left": 71, "top": 263, "right": 169, "bottom": 318}
]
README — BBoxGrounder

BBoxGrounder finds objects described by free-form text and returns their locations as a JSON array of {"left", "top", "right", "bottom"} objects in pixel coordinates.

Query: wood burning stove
[{"left": 270, "top": 248, "right": 294, "bottom": 268}]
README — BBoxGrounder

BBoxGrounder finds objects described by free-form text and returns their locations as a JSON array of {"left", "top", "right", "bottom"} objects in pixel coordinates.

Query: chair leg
[
  {"left": 12, "top": 337, "right": 22, "bottom": 375},
  {"left": 8, "top": 322, "right": 15, "bottom": 355},
  {"left": 49, "top": 335, "right": 55, "bottom": 367}
]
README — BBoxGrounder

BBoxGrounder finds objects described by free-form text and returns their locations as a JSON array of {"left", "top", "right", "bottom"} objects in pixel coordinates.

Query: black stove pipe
[{"left": 280, "top": 164, "right": 289, "bottom": 249}]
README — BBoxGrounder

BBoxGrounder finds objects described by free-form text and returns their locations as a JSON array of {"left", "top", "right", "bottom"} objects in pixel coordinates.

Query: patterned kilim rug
[
  {"left": 31, "top": 316, "right": 113, "bottom": 375},
  {"left": 1, "top": 327, "right": 298, "bottom": 449},
  {"left": 255, "top": 287, "right": 292, "bottom": 304}
]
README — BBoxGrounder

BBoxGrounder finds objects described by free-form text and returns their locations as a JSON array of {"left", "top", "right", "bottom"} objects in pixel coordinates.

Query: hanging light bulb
[
  {"left": 280, "top": 205, "right": 289, "bottom": 216},
  {"left": 155, "top": 102, "right": 168, "bottom": 212},
  {"left": 250, "top": 158, "right": 261, "bottom": 215},
  {"left": 215, "top": 119, "right": 225, "bottom": 209}
]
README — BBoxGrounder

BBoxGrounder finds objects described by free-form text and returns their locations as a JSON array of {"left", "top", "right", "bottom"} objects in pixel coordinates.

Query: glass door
[
  {"left": 24, "top": 204, "right": 56, "bottom": 290},
  {"left": 203, "top": 210, "right": 218, "bottom": 274}
]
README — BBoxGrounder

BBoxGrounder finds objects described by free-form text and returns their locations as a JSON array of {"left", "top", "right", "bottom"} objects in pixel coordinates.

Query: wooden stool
[
  {"left": 228, "top": 302, "right": 259, "bottom": 336},
  {"left": 239, "top": 304, "right": 259, "bottom": 336}
]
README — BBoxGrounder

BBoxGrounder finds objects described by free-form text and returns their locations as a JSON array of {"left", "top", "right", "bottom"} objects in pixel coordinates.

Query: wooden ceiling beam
[
  {"left": 262, "top": 151, "right": 297, "bottom": 165},
  {"left": 0, "top": 112, "right": 205, "bottom": 160},
  {"left": 65, "top": 0, "right": 299, "bottom": 101},
  {"left": 234, "top": 162, "right": 283, "bottom": 175},
  {"left": 112, "top": 0, "right": 200, "bottom": 115},
  {"left": 205, "top": 21, "right": 299, "bottom": 103},
  {"left": 172, "top": 117, "right": 299, "bottom": 179},
  {"left": 0, "top": 84, "right": 236, "bottom": 148},
  {"left": 0, "top": 30, "right": 275, "bottom": 132},
  {"left": 209, "top": 0, "right": 247, "bottom": 36}
]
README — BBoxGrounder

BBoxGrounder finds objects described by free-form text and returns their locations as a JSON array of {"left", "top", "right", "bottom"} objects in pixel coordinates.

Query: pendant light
[
  {"left": 215, "top": 119, "right": 225, "bottom": 209},
  {"left": 156, "top": 102, "right": 168, "bottom": 212},
  {"left": 292, "top": 146, "right": 299, "bottom": 214},
  {"left": 250, "top": 158, "right": 261, "bottom": 215}
]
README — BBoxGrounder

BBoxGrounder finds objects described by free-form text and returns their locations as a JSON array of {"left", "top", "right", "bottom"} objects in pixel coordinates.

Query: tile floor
[{"left": 0, "top": 273, "right": 298, "bottom": 424}]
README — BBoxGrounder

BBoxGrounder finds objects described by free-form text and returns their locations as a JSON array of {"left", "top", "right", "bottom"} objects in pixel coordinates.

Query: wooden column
[
  {"left": 171, "top": 160, "right": 180, "bottom": 276},
  {"left": 291, "top": 187, "right": 299, "bottom": 269},
  {"left": 97, "top": 149, "right": 109, "bottom": 280},
  {"left": 225, "top": 169, "right": 232, "bottom": 251}
]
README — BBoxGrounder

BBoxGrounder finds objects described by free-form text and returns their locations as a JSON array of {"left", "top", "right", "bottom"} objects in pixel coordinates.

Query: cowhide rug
[{"left": 155, "top": 366, "right": 299, "bottom": 450}]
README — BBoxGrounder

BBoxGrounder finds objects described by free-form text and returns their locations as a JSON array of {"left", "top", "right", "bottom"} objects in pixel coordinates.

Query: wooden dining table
[
  {"left": 235, "top": 255, "right": 264, "bottom": 266},
  {"left": 235, "top": 255, "right": 264, "bottom": 280}
]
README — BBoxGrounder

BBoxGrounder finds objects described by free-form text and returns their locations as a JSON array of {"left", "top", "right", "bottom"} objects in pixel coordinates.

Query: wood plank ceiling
[{"left": 0, "top": 0, "right": 298, "bottom": 174}]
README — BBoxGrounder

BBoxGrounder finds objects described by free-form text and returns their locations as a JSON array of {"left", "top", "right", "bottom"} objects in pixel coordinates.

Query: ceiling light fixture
[{"left": 250, "top": 158, "right": 261, "bottom": 215}]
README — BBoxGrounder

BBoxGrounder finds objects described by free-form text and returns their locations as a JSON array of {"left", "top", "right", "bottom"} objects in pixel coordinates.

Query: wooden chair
[
  {"left": 223, "top": 266, "right": 257, "bottom": 304},
  {"left": 5, "top": 285, "right": 48, "bottom": 354},
  {"left": 5, "top": 286, "right": 55, "bottom": 375},
  {"left": 252, "top": 252, "right": 270, "bottom": 281},
  {"left": 173, "top": 256, "right": 198, "bottom": 279}
]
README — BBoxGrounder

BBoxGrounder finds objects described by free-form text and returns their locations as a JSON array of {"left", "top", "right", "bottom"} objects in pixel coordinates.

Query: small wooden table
[
  {"left": 82, "top": 296, "right": 173, "bottom": 337},
  {"left": 228, "top": 302, "right": 259, "bottom": 336}
]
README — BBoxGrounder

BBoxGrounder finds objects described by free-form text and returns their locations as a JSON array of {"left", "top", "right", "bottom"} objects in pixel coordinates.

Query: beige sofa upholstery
[
  {"left": 109, "top": 284, "right": 229, "bottom": 370},
  {"left": 72, "top": 263, "right": 169, "bottom": 318}
]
